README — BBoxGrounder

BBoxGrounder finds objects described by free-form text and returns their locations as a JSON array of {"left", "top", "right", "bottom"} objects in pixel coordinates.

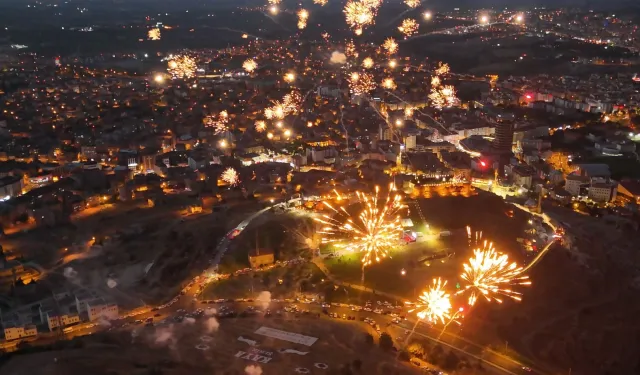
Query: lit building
[
  {"left": 3, "top": 324, "right": 37, "bottom": 341},
  {"left": 588, "top": 182, "right": 617, "bottom": 202},
  {"left": 248, "top": 248, "right": 275, "bottom": 268}
]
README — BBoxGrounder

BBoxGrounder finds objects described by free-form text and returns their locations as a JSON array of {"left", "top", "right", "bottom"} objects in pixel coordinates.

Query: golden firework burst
[
  {"left": 243, "top": 59, "right": 258, "bottom": 73},
  {"left": 398, "top": 18, "right": 419, "bottom": 38},
  {"left": 315, "top": 184, "right": 405, "bottom": 266},
  {"left": 409, "top": 278, "right": 452, "bottom": 324},
  {"left": 382, "top": 37, "right": 398, "bottom": 55},
  {"left": 166, "top": 54, "right": 197, "bottom": 79},
  {"left": 148, "top": 28, "right": 161, "bottom": 40},
  {"left": 458, "top": 241, "right": 531, "bottom": 306}
]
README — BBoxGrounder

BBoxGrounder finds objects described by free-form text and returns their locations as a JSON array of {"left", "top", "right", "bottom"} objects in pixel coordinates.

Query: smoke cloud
[
  {"left": 154, "top": 325, "right": 176, "bottom": 346},
  {"left": 183, "top": 317, "right": 196, "bottom": 325},
  {"left": 204, "top": 317, "right": 220, "bottom": 333},
  {"left": 107, "top": 278, "right": 117, "bottom": 288},
  {"left": 204, "top": 307, "right": 217, "bottom": 317},
  {"left": 330, "top": 51, "right": 346, "bottom": 65},
  {"left": 256, "top": 291, "right": 271, "bottom": 309},
  {"left": 245, "top": 365, "right": 263, "bottom": 375},
  {"left": 63, "top": 267, "right": 78, "bottom": 278}
]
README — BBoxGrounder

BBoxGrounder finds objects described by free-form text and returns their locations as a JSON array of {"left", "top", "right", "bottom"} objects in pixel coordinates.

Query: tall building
[{"left": 492, "top": 122, "right": 514, "bottom": 154}]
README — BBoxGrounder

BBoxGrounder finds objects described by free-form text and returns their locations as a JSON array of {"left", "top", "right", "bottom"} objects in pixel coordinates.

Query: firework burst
[
  {"left": 344, "top": 0, "right": 377, "bottom": 35},
  {"left": 148, "top": 28, "right": 161, "bottom": 41},
  {"left": 362, "top": 57, "right": 374, "bottom": 69},
  {"left": 409, "top": 278, "right": 452, "bottom": 324},
  {"left": 348, "top": 71, "right": 376, "bottom": 96},
  {"left": 297, "top": 9, "right": 309, "bottom": 29},
  {"left": 382, "top": 37, "right": 398, "bottom": 55},
  {"left": 398, "top": 18, "right": 419, "bottom": 38},
  {"left": 221, "top": 167, "right": 240, "bottom": 186},
  {"left": 458, "top": 241, "right": 531, "bottom": 306},
  {"left": 167, "top": 54, "right": 197, "bottom": 79},
  {"left": 204, "top": 111, "right": 229, "bottom": 134},
  {"left": 314, "top": 0, "right": 328, "bottom": 5},
  {"left": 315, "top": 184, "right": 405, "bottom": 267},
  {"left": 404, "top": 107, "right": 414, "bottom": 117},
  {"left": 404, "top": 0, "right": 420, "bottom": 8},
  {"left": 255, "top": 120, "right": 267, "bottom": 133},
  {"left": 243, "top": 59, "right": 258, "bottom": 73},
  {"left": 435, "top": 62, "right": 450, "bottom": 76},
  {"left": 345, "top": 40, "right": 358, "bottom": 58},
  {"left": 382, "top": 77, "right": 396, "bottom": 90}
]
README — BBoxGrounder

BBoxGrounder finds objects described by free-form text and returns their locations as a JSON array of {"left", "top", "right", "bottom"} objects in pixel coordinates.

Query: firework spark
[
  {"left": 404, "top": 0, "right": 420, "bottom": 8},
  {"left": 345, "top": 40, "right": 358, "bottom": 58},
  {"left": 221, "top": 167, "right": 240, "bottom": 186},
  {"left": 297, "top": 9, "right": 309, "bottom": 29},
  {"left": 284, "top": 72, "right": 296, "bottom": 83},
  {"left": 344, "top": 0, "right": 376, "bottom": 35},
  {"left": 382, "top": 77, "right": 396, "bottom": 90},
  {"left": 362, "top": 57, "right": 374, "bottom": 69},
  {"left": 264, "top": 91, "right": 301, "bottom": 120},
  {"left": 255, "top": 120, "right": 267, "bottom": 133},
  {"left": 148, "top": 28, "right": 161, "bottom": 40},
  {"left": 435, "top": 62, "right": 450, "bottom": 76},
  {"left": 382, "top": 38, "right": 398, "bottom": 55},
  {"left": 409, "top": 278, "right": 452, "bottom": 324},
  {"left": 398, "top": 18, "right": 419, "bottom": 38},
  {"left": 243, "top": 59, "right": 258, "bottom": 73},
  {"left": 314, "top": 0, "right": 328, "bottom": 5},
  {"left": 167, "top": 54, "right": 197, "bottom": 79},
  {"left": 404, "top": 107, "right": 414, "bottom": 117},
  {"left": 431, "top": 76, "right": 441, "bottom": 87},
  {"left": 348, "top": 71, "right": 376, "bottom": 96},
  {"left": 316, "top": 184, "right": 405, "bottom": 266},
  {"left": 204, "top": 111, "right": 229, "bottom": 134},
  {"left": 458, "top": 242, "right": 531, "bottom": 306}
]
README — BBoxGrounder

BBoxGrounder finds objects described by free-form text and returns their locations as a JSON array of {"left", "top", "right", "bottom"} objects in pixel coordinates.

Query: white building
[
  {"left": 588, "top": 182, "right": 617, "bottom": 202},
  {"left": 86, "top": 298, "right": 119, "bottom": 321},
  {"left": 45, "top": 312, "right": 81, "bottom": 331},
  {"left": 4, "top": 324, "right": 37, "bottom": 341}
]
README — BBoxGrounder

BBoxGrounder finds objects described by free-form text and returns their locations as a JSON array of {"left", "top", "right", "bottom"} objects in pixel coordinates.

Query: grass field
[{"left": 324, "top": 193, "right": 530, "bottom": 299}]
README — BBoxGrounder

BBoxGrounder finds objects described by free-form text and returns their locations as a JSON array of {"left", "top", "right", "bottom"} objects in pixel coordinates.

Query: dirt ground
[{"left": 0, "top": 317, "right": 421, "bottom": 375}]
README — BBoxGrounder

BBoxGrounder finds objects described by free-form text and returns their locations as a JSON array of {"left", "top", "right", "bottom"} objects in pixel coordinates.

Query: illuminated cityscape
[{"left": 0, "top": 2, "right": 639, "bottom": 375}]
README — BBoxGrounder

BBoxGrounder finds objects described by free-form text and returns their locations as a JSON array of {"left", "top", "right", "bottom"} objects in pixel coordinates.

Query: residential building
[
  {"left": 3, "top": 324, "right": 37, "bottom": 341},
  {"left": 588, "top": 182, "right": 617, "bottom": 202}
]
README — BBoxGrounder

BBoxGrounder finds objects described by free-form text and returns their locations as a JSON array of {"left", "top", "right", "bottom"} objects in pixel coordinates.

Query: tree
[
  {"left": 352, "top": 359, "right": 362, "bottom": 371},
  {"left": 442, "top": 351, "right": 460, "bottom": 371},
  {"left": 398, "top": 350, "right": 410, "bottom": 361},
  {"left": 378, "top": 332, "right": 393, "bottom": 351},
  {"left": 407, "top": 341, "right": 425, "bottom": 358},
  {"left": 363, "top": 333, "right": 374, "bottom": 346}
]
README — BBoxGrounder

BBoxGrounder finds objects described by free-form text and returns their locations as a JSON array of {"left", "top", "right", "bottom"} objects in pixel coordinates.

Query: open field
[
  {"left": 324, "top": 194, "right": 530, "bottom": 299},
  {"left": 0, "top": 315, "right": 423, "bottom": 375}
]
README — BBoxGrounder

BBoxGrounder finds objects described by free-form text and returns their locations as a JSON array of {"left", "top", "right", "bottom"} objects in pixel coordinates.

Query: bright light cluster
[
  {"left": 382, "top": 37, "right": 398, "bottom": 55},
  {"left": 429, "top": 62, "right": 458, "bottom": 109},
  {"left": 458, "top": 241, "right": 531, "bottom": 306},
  {"left": 404, "top": 0, "right": 420, "bottom": 8},
  {"left": 297, "top": 9, "right": 309, "bottom": 30},
  {"left": 409, "top": 278, "right": 452, "bottom": 324},
  {"left": 316, "top": 185, "right": 405, "bottom": 266},
  {"left": 204, "top": 111, "right": 229, "bottom": 134},
  {"left": 382, "top": 77, "right": 396, "bottom": 90},
  {"left": 362, "top": 57, "right": 374, "bottom": 69},
  {"left": 221, "top": 167, "right": 240, "bottom": 186},
  {"left": 348, "top": 71, "right": 376, "bottom": 96},
  {"left": 148, "top": 28, "right": 161, "bottom": 41},
  {"left": 314, "top": 0, "right": 328, "bottom": 5},
  {"left": 166, "top": 54, "right": 197, "bottom": 79},
  {"left": 344, "top": 0, "right": 381, "bottom": 35},
  {"left": 398, "top": 18, "right": 419, "bottom": 38},
  {"left": 243, "top": 59, "right": 258, "bottom": 73}
]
